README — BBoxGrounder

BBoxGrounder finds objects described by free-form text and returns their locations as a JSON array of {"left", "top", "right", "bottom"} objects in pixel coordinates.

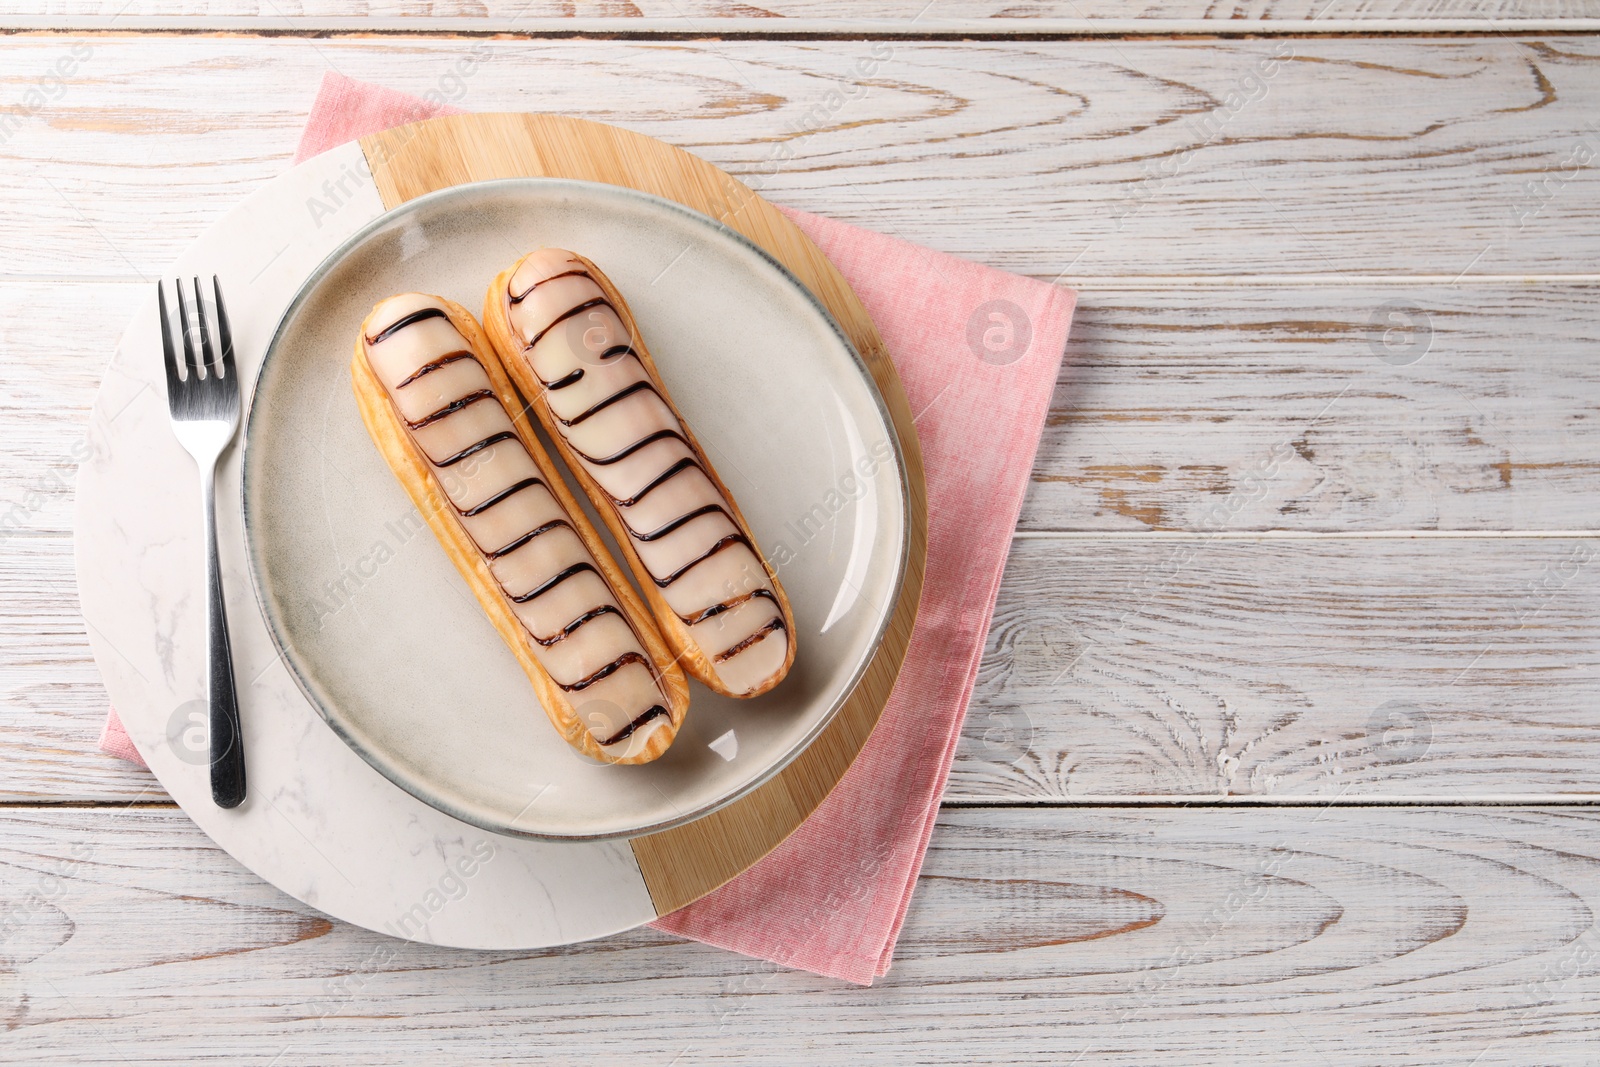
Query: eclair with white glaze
[
  {"left": 483, "top": 251, "right": 796, "bottom": 699},
  {"left": 351, "top": 293, "right": 689, "bottom": 764}
]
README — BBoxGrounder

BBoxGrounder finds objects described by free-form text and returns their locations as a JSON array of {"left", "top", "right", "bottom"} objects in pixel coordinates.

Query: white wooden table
[{"left": 4, "top": 5, "right": 1600, "bottom": 1063}]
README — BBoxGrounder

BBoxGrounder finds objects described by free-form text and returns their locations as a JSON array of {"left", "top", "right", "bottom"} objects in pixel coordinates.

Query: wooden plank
[
  {"left": 1023, "top": 283, "right": 1600, "bottom": 533},
  {"left": 3, "top": 37, "right": 1600, "bottom": 279},
  {"left": 4, "top": 1, "right": 1599, "bottom": 28},
  {"left": 11, "top": 529, "right": 1600, "bottom": 802},
  {"left": 356, "top": 109, "right": 929, "bottom": 913},
  {"left": 10, "top": 277, "right": 1597, "bottom": 799},
  {"left": 10, "top": 281, "right": 1600, "bottom": 539},
  {"left": 5, "top": 805, "right": 1600, "bottom": 1063},
  {"left": 956, "top": 535, "right": 1600, "bottom": 800}
]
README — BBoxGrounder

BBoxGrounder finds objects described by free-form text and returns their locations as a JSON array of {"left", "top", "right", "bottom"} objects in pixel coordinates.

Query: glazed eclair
[
  {"left": 483, "top": 251, "right": 796, "bottom": 699},
  {"left": 351, "top": 293, "right": 689, "bottom": 763}
]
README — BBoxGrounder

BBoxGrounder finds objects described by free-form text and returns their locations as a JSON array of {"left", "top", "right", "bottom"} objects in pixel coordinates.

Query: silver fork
[{"left": 158, "top": 277, "right": 247, "bottom": 809}]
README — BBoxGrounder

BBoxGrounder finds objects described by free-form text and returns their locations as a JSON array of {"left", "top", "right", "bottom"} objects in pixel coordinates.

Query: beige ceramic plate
[{"left": 242, "top": 178, "right": 909, "bottom": 840}]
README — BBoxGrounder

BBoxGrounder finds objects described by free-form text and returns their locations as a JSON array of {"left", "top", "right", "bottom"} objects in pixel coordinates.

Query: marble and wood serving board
[{"left": 71, "top": 113, "right": 928, "bottom": 945}]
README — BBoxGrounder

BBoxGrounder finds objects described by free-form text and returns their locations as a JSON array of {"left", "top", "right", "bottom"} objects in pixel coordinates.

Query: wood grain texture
[
  {"left": 4, "top": 37, "right": 1600, "bottom": 280},
  {"left": 358, "top": 111, "right": 929, "bottom": 914},
  {"left": 956, "top": 536, "right": 1600, "bottom": 799},
  {"left": 6, "top": 805, "right": 1600, "bottom": 1063},
  {"left": 4, "top": 0, "right": 1598, "bottom": 25},
  {"left": 1026, "top": 284, "right": 1600, "bottom": 533},
  {"left": 12, "top": 529, "right": 1600, "bottom": 802}
]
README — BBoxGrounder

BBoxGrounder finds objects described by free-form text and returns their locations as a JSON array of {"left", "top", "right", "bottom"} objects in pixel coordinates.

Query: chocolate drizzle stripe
[
  {"left": 627, "top": 503, "right": 733, "bottom": 544},
  {"left": 600, "top": 344, "right": 633, "bottom": 360},
  {"left": 407, "top": 389, "right": 495, "bottom": 430},
  {"left": 485, "top": 518, "right": 571, "bottom": 560},
  {"left": 680, "top": 588, "right": 780, "bottom": 627},
  {"left": 557, "top": 380, "right": 661, "bottom": 428},
  {"left": 510, "top": 561, "right": 598, "bottom": 604},
  {"left": 461, "top": 476, "right": 544, "bottom": 518},
  {"left": 597, "top": 705, "right": 669, "bottom": 748},
  {"left": 508, "top": 267, "right": 591, "bottom": 304},
  {"left": 714, "top": 618, "right": 787, "bottom": 663},
  {"left": 526, "top": 297, "right": 609, "bottom": 350},
  {"left": 532, "top": 604, "right": 623, "bottom": 647},
  {"left": 654, "top": 533, "right": 752, "bottom": 588},
  {"left": 546, "top": 367, "right": 584, "bottom": 390},
  {"left": 615, "top": 456, "right": 703, "bottom": 508},
  {"left": 396, "top": 351, "right": 475, "bottom": 388},
  {"left": 563, "top": 651, "right": 649, "bottom": 693},
  {"left": 572, "top": 428, "right": 690, "bottom": 467},
  {"left": 435, "top": 431, "right": 516, "bottom": 467},
  {"left": 365, "top": 306, "right": 448, "bottom": 345}
]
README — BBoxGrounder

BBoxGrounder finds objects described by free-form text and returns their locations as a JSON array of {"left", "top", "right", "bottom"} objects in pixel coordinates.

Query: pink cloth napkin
[{"left": 100, "top": 72, "right": 1075, "bottom": 985}]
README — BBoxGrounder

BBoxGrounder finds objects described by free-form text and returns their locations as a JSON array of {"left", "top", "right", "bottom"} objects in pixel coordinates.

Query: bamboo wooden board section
[{"left": 355, "top": 111, "right": 929, "bottom": 914}]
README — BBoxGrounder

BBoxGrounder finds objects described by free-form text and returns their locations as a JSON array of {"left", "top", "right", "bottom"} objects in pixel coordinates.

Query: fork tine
[
  {"left": 157, "top": 281, "right": 182, "bottom": 399},
  {"left": 211, "top": 276, "right": 235, "bottom": 380},
  {"left": 193, "top": 277, "right": 216, "bottom": 378},
  {"left": 175, "top": 278, "right": 201, "bottom": 379}
]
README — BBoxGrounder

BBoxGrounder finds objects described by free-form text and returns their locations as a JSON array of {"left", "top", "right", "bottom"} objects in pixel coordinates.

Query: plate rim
[{"left": 239, "top": 175, "right": 914, "bottom": 842}]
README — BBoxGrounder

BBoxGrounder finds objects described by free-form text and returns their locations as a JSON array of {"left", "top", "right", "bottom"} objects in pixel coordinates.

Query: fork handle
[{"left": 201, "top": 468, "right": 247, "bottom": 808}]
